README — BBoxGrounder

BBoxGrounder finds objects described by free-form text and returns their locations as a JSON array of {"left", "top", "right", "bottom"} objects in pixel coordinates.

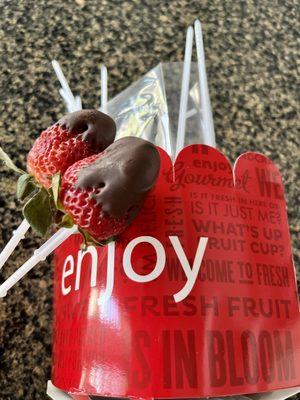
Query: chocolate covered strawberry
[
  {"left": 0, "top": 109, "right": 116, "bottom": 235},
  {"left": 59, "top": 137, "right": 160, "bottom": 243},
  {"left": 27, "top": 109, "right": 116, "bottom": 189}
]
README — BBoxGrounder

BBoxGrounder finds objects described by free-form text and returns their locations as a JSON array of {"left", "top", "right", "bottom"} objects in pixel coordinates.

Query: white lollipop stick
[
  {"left": 0, "top": 219, "right": 31, "bottom": 270},
  {"left": 176, "top": 26, "right": 194, "bottom": 156},
  {"left": 47, "top": 381, "right": 71, "bottom": 399},
  {"left": 100, "top": 64, "right": 108, "bottom": 113},
  {"left": 157, "top": 63, "right": 172, "bottom": 157},
  {"left": 52, "top": 60, "right": 81, "bottom": 113},
  {"left": 0, "top": 225, "right": 77, "bottom": 297},
  {"left": 194, "top": 20, "right": 216, "bottom": 147},
  {"left": 58, "top": 88, "right": 71, "bottom": 108},
  {"left": 75, "top": 95, "right": 82, "bottom": 110},
  {"left": 161, "top": 112, "right": 172, "bottom": 156},
  {"left": 186, "top": 108, "right": 197, "bottom": 119}
]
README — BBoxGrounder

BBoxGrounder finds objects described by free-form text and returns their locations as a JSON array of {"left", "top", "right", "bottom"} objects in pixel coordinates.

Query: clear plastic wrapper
[{"left": 107, "top": 62, "right": 209, "bottom": 157}]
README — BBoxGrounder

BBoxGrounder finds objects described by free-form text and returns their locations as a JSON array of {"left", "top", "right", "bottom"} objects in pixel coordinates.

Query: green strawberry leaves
[
  {"left": 78, "top": 226, "right": 115, "bottom": 250},
  {"left": 0, "top": 146, "right": 26, "bottom": 175},
  {"left": 23, "top": 188, "right": 53, "bottom": 236},
  {"left": 17, "top": 174, "right": 37, "bottom": 200},
  {"left": 59, "top": 214, "right": 74, "bottom": 229},
  {"left": 0, "top": 146, "right": 65, "bottom": 235},
  {"left": 1, "top": 145, "right": 116, "bottom": 246},
  {"left": 51, "top": 172, "right": 64, "bottom": 211},
  {"left": 0, "top": 144, "right": 66, "bottom": 237}
]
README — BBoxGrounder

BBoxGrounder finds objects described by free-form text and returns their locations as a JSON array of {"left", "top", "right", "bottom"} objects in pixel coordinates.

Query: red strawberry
[
  {"left": 27, "top": 109, "right": 116, "bottom": 189},
  {"left": 60, "top": 137, "right": 160, "bottom": 242},
  {"left": 60, "top": 154, "right": 126, "bottom": 241},
  {"left": 27, "top": 124, "right": 91, "bottom": 189}
]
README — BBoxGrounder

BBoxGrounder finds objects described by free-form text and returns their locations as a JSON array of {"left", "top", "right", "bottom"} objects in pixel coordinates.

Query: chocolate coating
[
  {"left": 76, "top": 137, "right": 160, "bottom": 220},
  {"left": 58, "top": 109, "right": 116, "bottom": 152}
]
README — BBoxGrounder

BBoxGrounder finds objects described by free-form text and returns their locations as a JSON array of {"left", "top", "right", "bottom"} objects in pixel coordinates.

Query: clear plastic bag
[{"left": 107, "top": 62, "right": 212, "bottom": 158}]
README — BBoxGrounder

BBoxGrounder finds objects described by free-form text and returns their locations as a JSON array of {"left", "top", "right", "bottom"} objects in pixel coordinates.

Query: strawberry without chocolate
[{"left": 60, "top": 137, "right": 160, "bottom": 242}]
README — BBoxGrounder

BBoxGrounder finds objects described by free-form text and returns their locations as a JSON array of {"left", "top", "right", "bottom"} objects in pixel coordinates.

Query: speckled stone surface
[{"left": 0, "top": 1, "right": 299, "bottom": 399}]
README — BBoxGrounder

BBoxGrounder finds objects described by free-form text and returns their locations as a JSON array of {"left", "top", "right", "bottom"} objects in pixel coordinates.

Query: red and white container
[{"left": 49, "top": 35, "right": 300, "bottom": 399}]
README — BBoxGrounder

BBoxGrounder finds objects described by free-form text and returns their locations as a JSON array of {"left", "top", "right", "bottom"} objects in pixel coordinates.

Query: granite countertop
[{"left": 0, "top": 1, "right": 299, "bottom": 399}]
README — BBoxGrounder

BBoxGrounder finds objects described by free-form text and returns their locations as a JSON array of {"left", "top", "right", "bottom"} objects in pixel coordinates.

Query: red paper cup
[{"left": 52, "top": 146, "right": 300, "bottom": 399}]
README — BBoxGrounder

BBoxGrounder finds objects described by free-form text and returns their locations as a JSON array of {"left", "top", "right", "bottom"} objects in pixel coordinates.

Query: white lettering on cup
[
  {"left": 62, "top": 255, "right": 74, "bottom": 295},
  {"left": 170, "top": 236, "right": 208, "bottom": 302},
  {"left": 123, "top": 236, "right": 166, "bottom": 282},
  {"left": 75, "top": 246, "right": 98, "bottom": 291},
  {"left": 98, "top": 242, "right": 115, "bottom": 305},
  {"left": 61, "top": 235, "right": 209, "bottom": 302}
]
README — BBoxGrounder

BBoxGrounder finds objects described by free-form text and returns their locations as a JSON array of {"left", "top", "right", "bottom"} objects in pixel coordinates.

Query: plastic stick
[
  {"left": 52, "top": 60, "right": 75, "bottom": 109},
  {"left": 75, "top": 95, "right": 82, "bottom": 110},
  {"left": 52, "top": 60, "right": 80, "bottom": 113},
  {"left": 194, "top": 20, "right": 216, "bottom": 147},
  {"left": 161, "top": 112, "right": 172, "bottom": 156},
  {"left": 58, "top": 88, "right": 71, "bottom": 108},
  {"left": 176, "top": 26, "right": 194, "bottom": 156},
  {"left": 47, "top": 381, "right": 71, "bottom": 400},
  {"left": 157, "top": 63, "right": 173, "bottom": 157},
  {"left": 0, "top": 226, "right": 77, "bottom": 297},
  {"left": 100, "top": 64, "right": 108, "bottom": 113},
  {"left": 186, "top": 108, "right": 197, "bottom": 119},
  {"left": 0, "top": 219, "right": 31, "bottom": 270}
]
